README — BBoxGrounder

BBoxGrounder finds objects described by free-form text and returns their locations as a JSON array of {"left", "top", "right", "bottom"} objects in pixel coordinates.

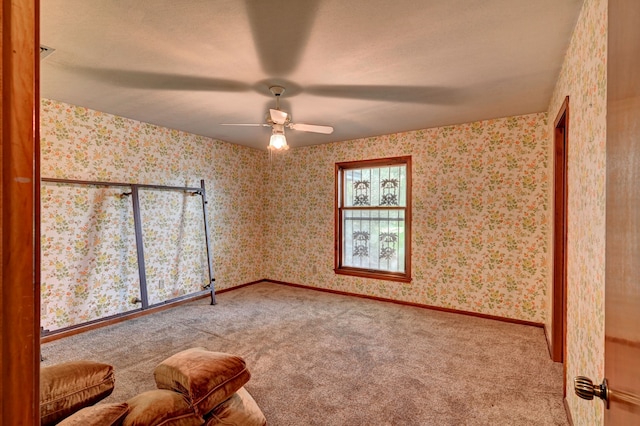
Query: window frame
[{"left": 334, "top": 156, "right": 412, "bottom": 283}]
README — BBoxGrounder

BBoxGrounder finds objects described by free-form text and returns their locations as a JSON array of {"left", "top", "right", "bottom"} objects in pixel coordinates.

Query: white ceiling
[{"left": 40, "top": 0, "right": 583, "bottom": 151}]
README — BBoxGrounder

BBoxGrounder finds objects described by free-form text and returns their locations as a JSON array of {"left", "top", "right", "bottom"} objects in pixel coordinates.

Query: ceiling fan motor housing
[
  {"left": 266, "top": 111, "right": 291, "bottom": 125},
  {"left": 269, "top": 86, "right": 286, "bottom": 97}
]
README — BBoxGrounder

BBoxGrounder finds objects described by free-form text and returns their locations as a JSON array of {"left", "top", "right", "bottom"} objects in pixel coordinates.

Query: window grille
[{"left": 335, "top": 157, "right": 411, "bottom": 282}]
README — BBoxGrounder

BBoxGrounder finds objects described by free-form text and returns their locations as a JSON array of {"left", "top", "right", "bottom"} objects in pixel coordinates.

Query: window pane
[
  {"left": 344, "top": 165, "right": 406, "bottom": 207},
  {"left": 343, "top": 209, "right": 405, "bottom": 273}
]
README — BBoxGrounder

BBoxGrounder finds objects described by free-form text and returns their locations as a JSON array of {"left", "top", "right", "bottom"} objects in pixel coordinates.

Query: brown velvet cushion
[
  {"left": 56, "top": 402, "right": 129, "bottom": 426},
  {"left": 123, "top": 389, "right": 203, "bottom": 426},
  {"left": 204, "top": 387, "right": 266, "bottom": 426},
  {"left": 154, "top": 348, "right": 251, "bottom": 417},
  {"left": 40, "top": 360, "right": 115, "bottom": 426}
]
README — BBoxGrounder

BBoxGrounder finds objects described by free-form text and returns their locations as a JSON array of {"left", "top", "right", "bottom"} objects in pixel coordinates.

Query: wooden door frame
[
  {"left": 552, "top": 96, "right": 569, "bottom": 378},
  {"left": 1, "top": 0, "right": 40, "bottom": 423}
]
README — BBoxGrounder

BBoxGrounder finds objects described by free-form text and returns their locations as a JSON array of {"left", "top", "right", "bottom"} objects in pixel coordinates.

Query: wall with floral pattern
[
  {"left": 40, "top": 99, "right": 265, "bottom": 331},
  {"left": 41, "top": 184, "right": 141, "bottom": 328},
  {"left": 41, "top": 3, "right": 608, "bottom": 421},
  {"left": 263, "top": 112, "right": 550, "bottom": 323},
  {"left": 547, "top": 0, "right": 607, "bottom": 424},
  {"left": 42, "top": 98, "right": 551, "bottom": 330}
]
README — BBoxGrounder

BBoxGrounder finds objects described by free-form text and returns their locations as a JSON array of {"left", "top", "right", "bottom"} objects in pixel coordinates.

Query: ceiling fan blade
[
  {"left": 68, "top": 66, "right": 251, "bottom": 92},
  {"left": 306, "top": 85, "right": 462, "bottom": 105},
  {"left": 220, "top": 123, "right": 270, "bottom": 127},
  {"left": 270, "top": 109, "right": 288, "bottom": 124},
  {"left": 244, "top": 0, "right": 321, "bottom": 76},
  {"left": 289, "top": 123, "right": 333, "bottom": 134}
]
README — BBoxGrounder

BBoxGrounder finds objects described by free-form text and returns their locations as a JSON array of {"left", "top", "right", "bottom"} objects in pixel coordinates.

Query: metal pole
[
  {"left": 200, "top": 180, "right": 216, "bottom": 304},
  {"left": 42, "top": 177, "right": 213, "bottom": 308},
  {"left": 130, "top": 185, "right": 149, "bottom": 308},
  {"left": 42, "top": 177, "right": 201, "bottom": 192}
]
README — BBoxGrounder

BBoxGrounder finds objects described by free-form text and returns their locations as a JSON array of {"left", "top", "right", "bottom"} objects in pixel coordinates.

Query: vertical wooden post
[{"left": 1, "top": 0, "right": 40, "bottom": 424}]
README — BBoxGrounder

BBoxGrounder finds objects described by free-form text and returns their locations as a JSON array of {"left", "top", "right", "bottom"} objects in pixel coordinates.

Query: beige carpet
[{"left": 42, "top": 282, "right": 568, "bottom": 425}]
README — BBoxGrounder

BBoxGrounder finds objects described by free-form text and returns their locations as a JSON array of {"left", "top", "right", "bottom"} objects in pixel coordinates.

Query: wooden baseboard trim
[
  {"left": 216, "top": 280, "right": 263, "bottom": 294},
  {"left": 563, "top": 398, "right": 574, "bottom": 426},
  {"left": 41, "top": 280, "right": 264, "bottom": 343},
  {"left": 265, "top": 279, "right": 544, "bottom": 328}
]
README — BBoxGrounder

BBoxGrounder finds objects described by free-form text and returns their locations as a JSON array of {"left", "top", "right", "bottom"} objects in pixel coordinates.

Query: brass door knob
[
  {"left": 575, "top": 375, "right": 640, "bottom": 410},
  {"left": 574, "top": 376, "right": 609, "bottom": 408}
]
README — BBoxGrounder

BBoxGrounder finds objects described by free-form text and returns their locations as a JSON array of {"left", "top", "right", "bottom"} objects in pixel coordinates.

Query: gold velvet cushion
[
  {"left": 204, "top": 387, "right": 267, "bottom": 426},
  {"left": 123, "top": 389, "right": 203, "bottom": 426},
  {"left": 56, "top": 402, "right": 129, "bottom": 426},
  {"left": 40, "top": 360, "right": 116, "bottom": 426},
  {"left": 154, "top": 348, "right": 251, "bottom": 417}
]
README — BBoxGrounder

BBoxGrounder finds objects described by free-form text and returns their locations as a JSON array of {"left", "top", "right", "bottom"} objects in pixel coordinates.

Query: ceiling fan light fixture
[
  {"left": 268, "top": 125, "right": 288, "bottom": 150},
  {"left": 220, "top": 86, "right": 332, "bottom": 150},
  {"left": 269, "top": 133, "right": 287, "bottom": 150}
]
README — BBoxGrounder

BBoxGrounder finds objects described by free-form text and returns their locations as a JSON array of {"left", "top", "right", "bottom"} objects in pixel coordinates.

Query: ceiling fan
[{"left": 221, "top": 86, "right": 333, "bottom": 150}]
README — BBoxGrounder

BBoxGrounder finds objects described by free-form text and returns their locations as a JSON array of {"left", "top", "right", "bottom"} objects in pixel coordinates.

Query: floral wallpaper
[
  {"left": 139, "top": 190, "right": 208, "bottom": 305},
  {"left": 40, "top": 184, "right": 140, "bottom": 328},
  {"left": 547, "top": 0, "right": 608, "bottom": 424},
  {"left": 42, "top": 98, "right": 552, "bottom": 329},
  {"left": 40, "top": 99, "right": 265, "bottom": 331},
  {"left": 263, "top": 112, "right": 551, "bottom": 323}
]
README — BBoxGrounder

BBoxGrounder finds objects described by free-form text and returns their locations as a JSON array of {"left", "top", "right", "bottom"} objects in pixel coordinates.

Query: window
[{"left": 335, "top": 156, "right": 411, "bottom": 282}]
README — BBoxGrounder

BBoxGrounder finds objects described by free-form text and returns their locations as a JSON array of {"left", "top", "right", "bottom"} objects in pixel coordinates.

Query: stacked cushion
[
  {"left": 154, "top": 347, "right": 251, "bottom": 417},
  {"left": 41, "top": 348, "right": 265, "bottom": 425},
  {"left": 204, "top": 387, "right": 267, "bottom": 426},
  {"left": 123, "top": 389, "right": 203, "bottom": 426},
  {"left": 57, "top": 402, "right": 129, "bottom": 425},
  {"left": 40, "top": 360, "right": 116, "bottom": 426}
]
